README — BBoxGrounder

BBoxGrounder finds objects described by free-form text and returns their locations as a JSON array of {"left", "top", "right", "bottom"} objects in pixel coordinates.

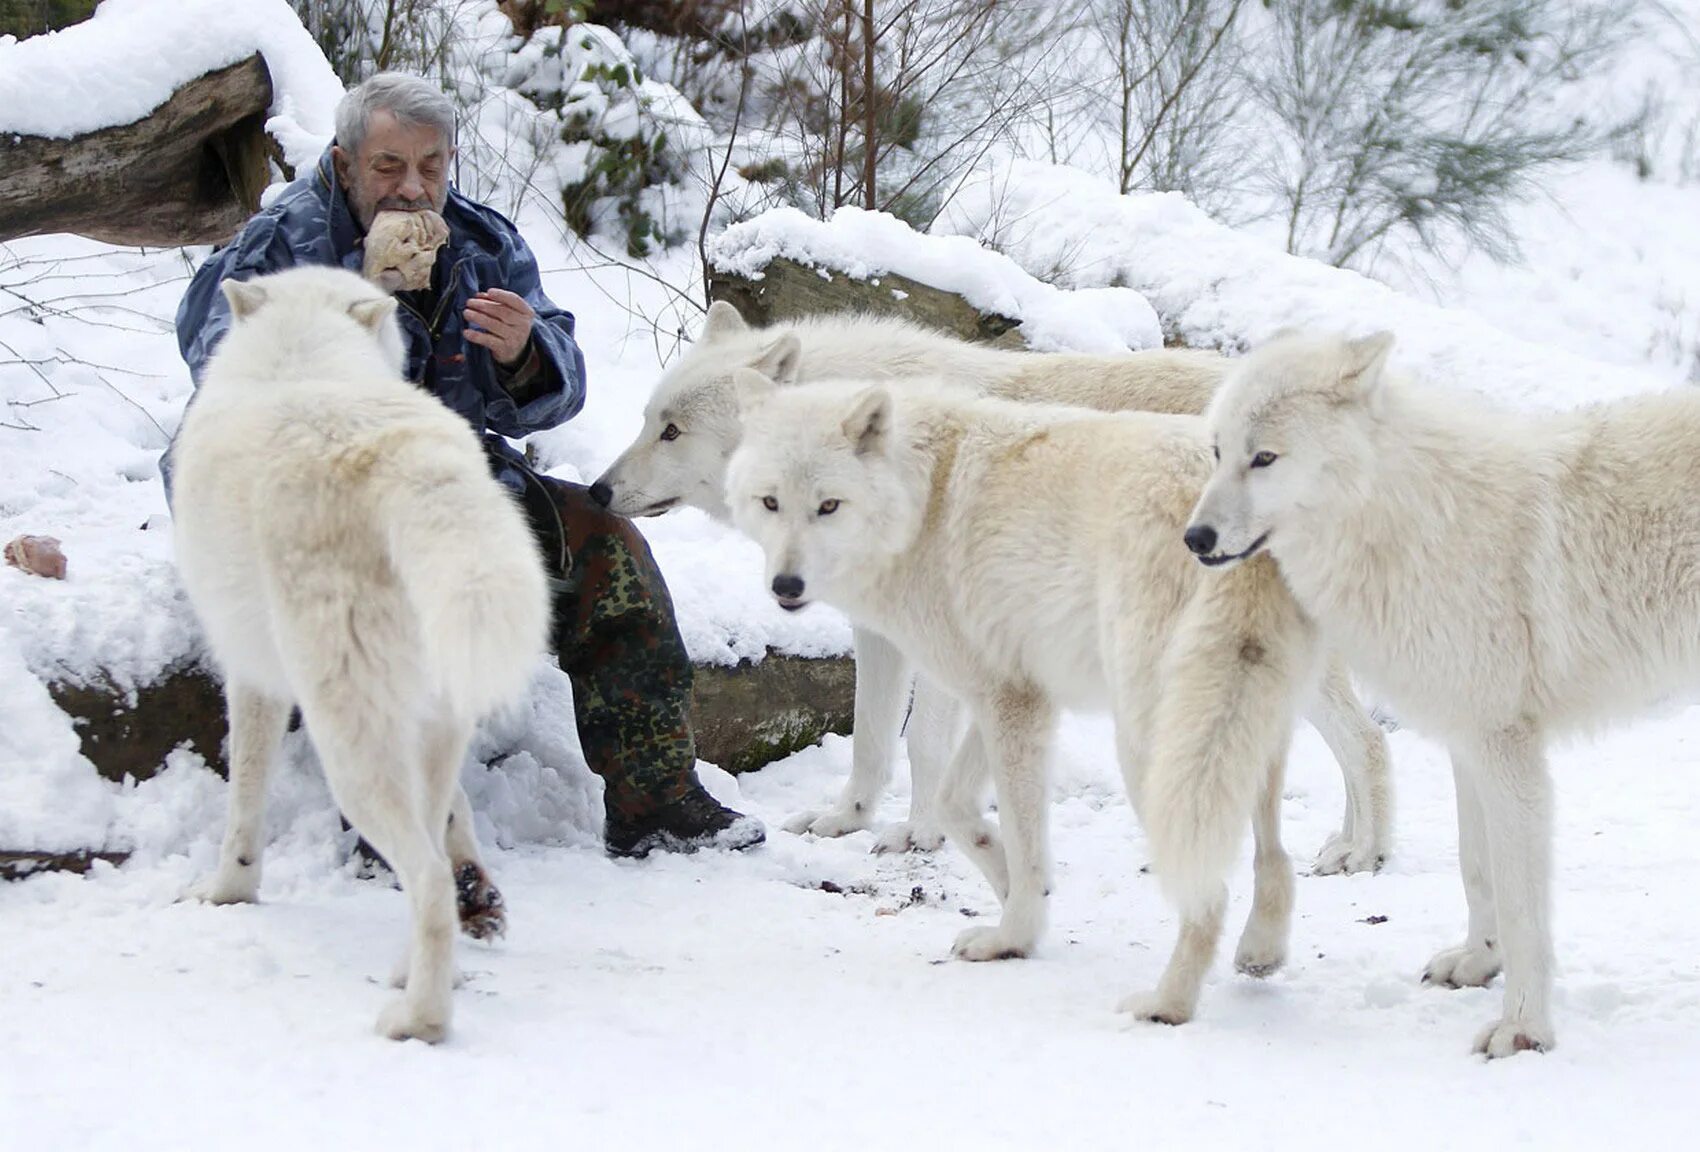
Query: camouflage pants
[{"left": 489, "top": 447, "right": 701, "bottom": 821}]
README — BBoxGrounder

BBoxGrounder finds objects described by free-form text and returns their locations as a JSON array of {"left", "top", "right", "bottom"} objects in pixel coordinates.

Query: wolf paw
[
  {"left": 1233, "top": 934, "right": 1287, "bottom": 978},
  {"left": 1117, "top": 990, "right": 1194, "bottom": 1026},
  {"left": 951, "top": 924, "right": 1031, "bottom": 962},
  {"left": 782, "top": 804, "right": 874, "bottom": 839},
  {"left": 1473, "top": 1016, "right": 1553, "bottom": 1059},
  {"left": 1422, "top": 943, "right": 1501, "bottom": 988},
  {"left": 186, "top": 871, "right": 259, "bottom": 906},
  {"left": 870, "top": 819, "right": 947, "bottom": 855},
  {"left": 376, "top": 997, "right": 448, "bottom": 1044},
  {"left": 389, "top": 960, "right": 466, "bottom": 990},
  {"left": 455, "top": 862, "right": 507, "bottom": 941},
  {"left": 1312, "top": 832, "right": 1385, "bottom": 876}
]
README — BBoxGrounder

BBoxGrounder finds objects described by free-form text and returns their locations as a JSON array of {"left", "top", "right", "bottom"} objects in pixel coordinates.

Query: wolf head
[
  {"left": 214, "top": 265, "right": 407, "bottom": 381},
  {"left": 592, "top": 301, "right": 804, "bottom": 520},
  {"left": 725, "top": 379, "right": 926, "bottom": 613},
  {"left": 1184, "top": 330, "right": 1394, "bottom": 569}
]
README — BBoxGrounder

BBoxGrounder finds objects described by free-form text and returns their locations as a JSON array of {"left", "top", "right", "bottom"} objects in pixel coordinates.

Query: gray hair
[{"left": 335, "top": 72, "right": 457, "bottom": 157}]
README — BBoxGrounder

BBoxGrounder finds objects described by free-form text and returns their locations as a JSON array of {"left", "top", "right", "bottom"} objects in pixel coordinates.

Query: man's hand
[{"left": 463, "top": 289, "right": 535, "bottom": 366}]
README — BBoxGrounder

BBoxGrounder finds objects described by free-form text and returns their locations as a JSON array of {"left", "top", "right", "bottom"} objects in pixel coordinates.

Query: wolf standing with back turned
[
  {"left": 172, "top": 265, "right": 548, "bottom": 1041},
  {"left": 168, "top": 72, "right": 761, "bottom": 858}
]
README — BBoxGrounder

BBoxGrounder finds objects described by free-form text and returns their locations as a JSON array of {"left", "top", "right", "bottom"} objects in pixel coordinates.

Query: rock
[
  {"left": 709, "top": 256, "right": 1028, "bottom": 348},
  {"left": 48, "top": 669, "right": 228, "bottom": 785},
  {"left": 0, "top": 849, "right": 128, "bottom": 881},
  {"left": 0, "top": 0, "right": 99, "bottom": 39},
  {"left": 691, "top": 652, "right": 855, "bottom": 774},
  {"left": 0, "top": 55, "right": 274, "bottom": 247},
  {"left": 46, "top": 651, "right": 855, "bottom": 784}
]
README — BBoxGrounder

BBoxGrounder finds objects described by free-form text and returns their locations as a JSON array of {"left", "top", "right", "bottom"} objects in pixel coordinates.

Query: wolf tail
[
  {"left": 1139, "top": 593, "right": 1311, "bottom": 917},
  {"left": 378, "top": 445, "right": 551, "bottom": 723}
]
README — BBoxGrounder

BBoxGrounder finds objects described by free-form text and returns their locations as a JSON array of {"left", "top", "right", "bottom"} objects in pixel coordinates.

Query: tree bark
[{"left": 0, "top": 54, "right": 274, "bottom": 247}]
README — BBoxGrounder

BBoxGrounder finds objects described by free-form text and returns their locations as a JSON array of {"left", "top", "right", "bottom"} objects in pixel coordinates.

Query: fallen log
[{"left": 0, "top": 54, "right": 274, "bottom": 247}]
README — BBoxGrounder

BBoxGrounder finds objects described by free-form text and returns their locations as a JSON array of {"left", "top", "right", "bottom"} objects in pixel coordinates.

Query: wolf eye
[
  {"left": 1211, "top": 444, "right": 1220, "bottom": 462},
  {"left": 761, "top": 496, "right": 778, "bottom": 512},
  {"left": 660, "top": 423, "right": 681, "bottom": 442},
  {"left": 817, "top": 499, "right": 840, "bottom": 516},
  {"left": 1250, "top": 451, "right": 1278, "bottom": 469}
]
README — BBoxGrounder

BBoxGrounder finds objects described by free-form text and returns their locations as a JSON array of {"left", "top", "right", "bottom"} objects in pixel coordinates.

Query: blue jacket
[{"left": 165, "top": 145, "right": 586, "bottom": 493}]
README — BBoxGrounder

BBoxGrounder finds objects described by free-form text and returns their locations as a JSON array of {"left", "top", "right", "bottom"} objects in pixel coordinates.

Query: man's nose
[{"left": 398, "top": 169, "right": 426, "bottom": 200}]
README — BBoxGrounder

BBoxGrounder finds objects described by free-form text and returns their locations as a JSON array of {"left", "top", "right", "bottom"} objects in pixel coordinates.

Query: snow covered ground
[
  {"left": 7, "top": 716, "right": 1700, "bottom": 1148},
  {"left": 8, "top": 1, "right": 1700, "bottom": 1145}
]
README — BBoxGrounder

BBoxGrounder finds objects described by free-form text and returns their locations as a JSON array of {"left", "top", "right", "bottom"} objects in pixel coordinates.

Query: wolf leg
[
  {"left": 785, "top": 626, "right": 906, "bottom": 839},
  {"left": 935, "top": 721, "right": 1005, "bottom": 900},
  {"left": 1306, "top": 658, "right": 1392, "bottom": 874},
  {"left": 338, "top": 744, "right": 459, "bottom": 1043},
  {"left": 1457, "top": 728, "right": 1554, "bottom": 1057},
  {"left": 1423, "top": 748, "right": 1503, "bottom": 990},
  {"left": 1233, "top": 752, "right": 1294, "bottom": 977},
  {"left": 1108, "top": 693, "right": 1234, "bottom": 1020},
  {"left": 952, "top": 689, "right": 1054, "bottom": 962},
  {"left": 873, "top": 673, "right": 959, "bottom": 854},
  {"left": 1118, "top": 885, "right": 1227, "bottom": 1026},
  {"left": 189, "top": 682, "right": 291, "bottom": 905},
  {"left": 425, "top": 716, "right": 506, "bottom": 942},
  {"left": 299, "top": 677, "right": 460, "bottom": 1043}
]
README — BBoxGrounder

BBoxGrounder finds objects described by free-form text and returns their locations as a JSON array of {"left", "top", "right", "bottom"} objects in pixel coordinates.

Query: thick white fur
[
  {"left": 727, "top": 378, "right": 1325, "bottom": 1024},
  {"left": 597, "top": 303, "right": 1391, "bottom": 870},
  {"left": 1187, "top": 329, "right": 1700, "bottom": 1057},
  {"left": 171, "top": 266, "right": 549, "bottom": 1043}
]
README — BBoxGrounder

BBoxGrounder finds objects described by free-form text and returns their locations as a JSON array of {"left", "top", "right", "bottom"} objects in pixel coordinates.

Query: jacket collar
[{"left": 313, "top": 145, "right": 367, "bottom": 274}]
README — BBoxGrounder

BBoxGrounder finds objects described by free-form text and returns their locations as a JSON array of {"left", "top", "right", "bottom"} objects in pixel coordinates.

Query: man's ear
[
  {"left": 348, "top": 296, "right": 398, "bottom": 332},
  {"left": 1341, "top": 331, "right": 1395, "bottom": 405},
  {"left": 222, "top": 279, "right": 267, "bottom": 321},
  {"left": 700, "top": 300, "right": 748, "bottom": 343},
  {"left": 751, "top": 333, "right": 803, "bottom": 386},
  {"left": 842, "top": 387, "right": 892, "bottom": 457}
]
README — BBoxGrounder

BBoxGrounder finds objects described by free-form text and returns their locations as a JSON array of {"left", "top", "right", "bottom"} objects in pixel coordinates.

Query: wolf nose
[
  {"left": 772, "top": 574, "right": 805, "bottom": 600},
  {"left": 1184, "top": 525, "right": 1217, "bottom": 556},
  {"left": 588, "top": 481, "right": 613, "bottom": 508}
]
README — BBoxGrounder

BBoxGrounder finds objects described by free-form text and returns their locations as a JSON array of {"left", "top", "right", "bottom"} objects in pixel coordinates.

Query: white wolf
[
  {"left": 726, "top": 376, "right": 1326, "bottom": 1024},
  {"left": 595, "top": 303, "right": 1391, "bottom": 872},
  {"left": 171, "top": 266, "right": 549, "bottom": 1043},
  {"left": 1185, "top": 329, "right": 1700, "bottom": 1056}
]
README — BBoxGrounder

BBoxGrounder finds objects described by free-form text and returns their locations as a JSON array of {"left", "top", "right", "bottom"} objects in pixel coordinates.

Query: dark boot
[{"left": 605, "top": 788, "right": 767, "bottom": 859}]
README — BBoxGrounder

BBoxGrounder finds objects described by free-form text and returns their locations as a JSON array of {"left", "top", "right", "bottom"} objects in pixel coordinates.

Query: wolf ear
[
  {"left": 221, "top": 279, "right": 267, "bottom": 321},
  {"left": 700, "top": 300, "right": 748, "bottom": 343},
  {"left": 1340, "top": 331, "right": 1395, "bottom": 403},
  {"left": 348, "top": 296, "right": 398, "bottom": 332},
  {"left": 842, "top": 387, "right": 892, "bottom": 457},
  {"left": 732, "top": 367, "right": 778, "bottom": 415},
  {"left": 750, "top": 333, "right": 803, "bottom": 385}
]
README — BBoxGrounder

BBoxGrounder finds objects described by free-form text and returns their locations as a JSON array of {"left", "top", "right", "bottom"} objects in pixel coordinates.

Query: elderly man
[{"left": 168, "top": 72, "right": 763, "bottom": 858}]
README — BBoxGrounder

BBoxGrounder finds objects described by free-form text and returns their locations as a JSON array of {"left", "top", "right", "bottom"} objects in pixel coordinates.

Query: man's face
[{"left": 333, "top": 109, "right": 452, "bottom": 230}]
